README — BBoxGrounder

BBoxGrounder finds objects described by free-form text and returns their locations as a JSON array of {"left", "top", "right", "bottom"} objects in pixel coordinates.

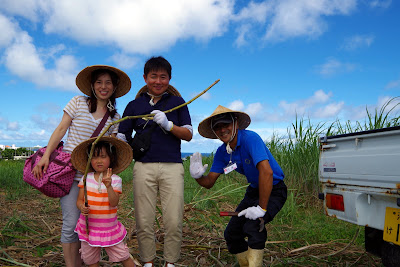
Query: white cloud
[
  {"left": 31, "top": 114, "right": 61, "bottom": 131},
  {"left": 316, "top": 58, "right": 356, "bottom": 77},
  {"left": 228, "top": 100, "right": 245, "bottom": 111},
  {"left": 109, "top": 53, "right": 140, "bottom": 70},
  {"left": 313, "top": 101, "right": 344, "bottom": 118},
  {"left": 3, "top": 30, "right": 79, "bottom": 92},
  {"left": 278, "top": 89, "right": 343, "bottom": 120},
  {"left": 200, "top": 92, "right": 211, "bottom": 101},
  {"left": 234, "top": 1, "right": 270, "bottom": 23},
  {"left": 40, "top": 0, "right": 233, "bottom": 55},
  {"left": 369, "top": 0, "right": 392, "bottom": 9},
  {"left": 376, "top": 95, "right": 400, "bottom": 113},
  {"left": 307, "top": 90, "right": 332, "bottom": 105},
  {"left": 245, "top": 103, "right": 263, "bottom": 117},
  {"left": 7, "top": 121, "right": 19, "bottom": 131},
  {"left": 385, "top": 79, "right": 400, "bottom": 90},
  {"left": 0, "top": 130, "right": 13, "bottom": 140},
  {"left": 341, "top": 34, "right": 374, "bottom": 50},
  {"left": 0, "top": 0, "right": 43, "bottom": 22},
  {"left": 232, "top": 0, "right": 358, "bottom": 46},
  {"left": 234, "top": 24, "right": 252, "bottom": 48},
  {"left": 0, "top": 13, "right": 19, "bottom": 48},
  {"left": 264, "top": 0, "right": 357, "bottom": 42}
]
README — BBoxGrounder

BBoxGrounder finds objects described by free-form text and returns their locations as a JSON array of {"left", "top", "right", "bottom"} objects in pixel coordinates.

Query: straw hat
[
  {"left": 71, "top": 136, "right": 133, "bottom": 174},
  {"left": 135, "top": 84, "right": 181, "bottom": 99},
  {"left": 198, "top": 105, "right": 251, "bottom": 139},
  {"left": 76, "top": 65, "right": 131, "bottom": 98}
]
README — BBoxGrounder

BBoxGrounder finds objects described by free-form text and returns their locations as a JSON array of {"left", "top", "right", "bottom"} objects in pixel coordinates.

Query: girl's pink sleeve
[{"left": 112, "top": 175, "right": 122, "bottom": 193}]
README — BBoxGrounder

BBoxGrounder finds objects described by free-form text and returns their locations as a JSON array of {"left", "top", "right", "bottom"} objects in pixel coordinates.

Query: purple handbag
[{"left": 23, "top": 110, "right": 110, "bottom": 198}]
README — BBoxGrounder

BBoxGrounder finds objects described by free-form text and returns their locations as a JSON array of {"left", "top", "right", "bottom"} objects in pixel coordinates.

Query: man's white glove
[
  {"left": 151, "top": 110, "right": 173, "bottom": 131},
  {"left": 190, "top": 152, "right": 208, "bottom": 179},
  {"left": 238, "top": 205, "right": 266, "bottom": 220}
]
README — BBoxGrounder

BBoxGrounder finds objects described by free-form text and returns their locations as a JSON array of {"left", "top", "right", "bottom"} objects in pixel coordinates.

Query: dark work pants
[{"left": 224, "top": 180, "right": 287, "bottom": 254}]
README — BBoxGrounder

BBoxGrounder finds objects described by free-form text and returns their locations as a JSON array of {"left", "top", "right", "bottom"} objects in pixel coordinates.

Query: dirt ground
[{"left": 0, "top": 186, "right": 383, "bottom": 267}]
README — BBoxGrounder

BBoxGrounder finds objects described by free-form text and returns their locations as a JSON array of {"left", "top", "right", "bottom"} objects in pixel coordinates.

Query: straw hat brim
[
  {"left": 71, "top": 137, "right": 133, "bottom": 174},
  {"left": 76, "top": 65, "right": 131, "bottom": 98},
  {"left": 135, "top": 85, "right": 181, "bottom": 99},
  {"left": 198, "top": 105, "right": 251, "bottom": 139}
]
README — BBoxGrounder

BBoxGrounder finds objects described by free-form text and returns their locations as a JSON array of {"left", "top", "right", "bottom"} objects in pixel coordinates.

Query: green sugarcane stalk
[{"left": 82, "top": 79, "right": 220, "bottom": 233}]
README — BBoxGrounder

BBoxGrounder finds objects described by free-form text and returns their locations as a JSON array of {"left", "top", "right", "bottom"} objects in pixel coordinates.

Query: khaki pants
[{"left": 133, "top": 162, "right": 184, "bottom": 263}]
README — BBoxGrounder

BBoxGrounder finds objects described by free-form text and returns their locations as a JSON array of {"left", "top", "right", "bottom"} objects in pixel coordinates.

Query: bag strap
[
  {"left": 30, "top": 111, "right": 110, "bottom": 169},
  {"left": 91, "top": 110, "right": 110, "bottom": 137}
]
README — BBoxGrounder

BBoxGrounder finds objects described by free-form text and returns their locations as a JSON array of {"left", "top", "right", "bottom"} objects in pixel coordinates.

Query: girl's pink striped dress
[{"left": 74, "top": 173, "right": 127, "bottom": 247}]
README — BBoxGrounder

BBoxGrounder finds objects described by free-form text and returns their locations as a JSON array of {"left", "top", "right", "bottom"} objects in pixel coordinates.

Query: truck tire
[
  {"left": 381, "top": 241, "right": 400, "bottom": 267},
  {"left": 365, "top": 226, "right": 382, "bottom": 256}
]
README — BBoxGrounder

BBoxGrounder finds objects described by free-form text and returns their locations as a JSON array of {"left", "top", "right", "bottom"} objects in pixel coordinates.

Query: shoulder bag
[
  {"left": 23, "top": 110, "right": 110, "bottom": 198},
  {"left": 130, "top": 97, "right": 170, "bottom": 160}
]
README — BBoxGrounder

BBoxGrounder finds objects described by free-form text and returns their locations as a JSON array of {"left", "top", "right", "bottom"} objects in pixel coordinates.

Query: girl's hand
[
  {"left": 102, "top": 168, "right": 113, "bottom": 188},
  {"left": 80, "top": 204, "right": 90, "bottom": 216},
  {"left": 32, "top": 157, "right": 50, "bottom": 179}
]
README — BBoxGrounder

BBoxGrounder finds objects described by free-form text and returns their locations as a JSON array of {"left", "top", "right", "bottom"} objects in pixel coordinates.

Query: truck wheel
[
  {"left": 381, "top": 241, "right": 400, "bottom": 267},
  {"left": 365, "top": 226, "right": 382, "bottom": 256}
]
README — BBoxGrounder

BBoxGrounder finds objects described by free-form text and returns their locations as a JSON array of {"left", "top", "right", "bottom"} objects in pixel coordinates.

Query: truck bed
[{"left": 319, "top": 126, "right": 400, "bottom": 192}]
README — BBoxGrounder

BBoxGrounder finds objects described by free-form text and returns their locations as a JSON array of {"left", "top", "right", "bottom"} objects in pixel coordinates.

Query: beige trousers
[{"left": 133, "top": 162, "right": 184, "bottom": 263}]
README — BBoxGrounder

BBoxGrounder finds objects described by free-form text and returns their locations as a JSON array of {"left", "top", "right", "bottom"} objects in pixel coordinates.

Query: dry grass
[{"left": 0, "top": 179, "right": 383, "bottom": 267}]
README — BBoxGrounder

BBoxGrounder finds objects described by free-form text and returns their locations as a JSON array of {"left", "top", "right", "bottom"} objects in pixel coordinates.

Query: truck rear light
[{"left": 326, "top": 193, "right": 345, "bottom": 211}]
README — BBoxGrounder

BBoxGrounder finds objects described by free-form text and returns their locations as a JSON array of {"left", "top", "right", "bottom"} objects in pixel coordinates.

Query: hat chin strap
[
  {"left": 225, "top": 120, "right": 237, "bottom": 154},
  {"left": 147, "top": 91, "right": 167, "bottom": 106},
  {"left": 212, "top": 114, "right": 237, "bottom": 154},
  {"left": 91, "top": 85, "right": 115, "bottom": 111}
]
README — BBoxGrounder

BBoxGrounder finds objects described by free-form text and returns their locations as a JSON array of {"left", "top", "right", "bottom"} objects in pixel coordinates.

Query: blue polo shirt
[
  {"left": 210, "top": 129, "right": 284, "bottom": 187},
  {"left": 118, "top": 93, "right": 191, "bottom": 163}
]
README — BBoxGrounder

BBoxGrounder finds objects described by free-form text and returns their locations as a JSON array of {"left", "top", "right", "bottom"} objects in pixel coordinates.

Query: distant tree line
[{"left": 0, "top": 148, "right": 32, "bottom": 160}]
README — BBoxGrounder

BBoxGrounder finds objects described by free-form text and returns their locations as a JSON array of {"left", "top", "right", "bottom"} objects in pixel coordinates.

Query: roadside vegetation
[{"left": 1, "top": 97, "right": 398, "bottom": 266}]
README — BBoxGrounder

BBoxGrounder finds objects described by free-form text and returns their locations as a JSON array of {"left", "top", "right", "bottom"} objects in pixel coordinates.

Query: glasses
[{"left": 212, "top": 122, "right": 231, "bottom": 131}]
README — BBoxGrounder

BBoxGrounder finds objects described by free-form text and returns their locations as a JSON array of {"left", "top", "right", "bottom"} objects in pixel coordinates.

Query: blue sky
[{"left": 0, "top": 0, "right": 399, "bottom": 153}]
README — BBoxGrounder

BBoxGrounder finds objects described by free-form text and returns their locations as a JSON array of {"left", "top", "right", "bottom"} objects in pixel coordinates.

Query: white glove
[
  {"left": 190, "top": 152, "right": 208, "bottom": 179},
  {"left": 151, "top": 110, "right": 173, "bottom": 131},
  {"left": 238, "top": 205, "right": 266, "bottom": 220}
]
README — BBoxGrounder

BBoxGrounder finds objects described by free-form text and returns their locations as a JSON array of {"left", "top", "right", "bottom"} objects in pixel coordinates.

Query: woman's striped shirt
[{"left": 63, "top": 95, "right": 121, "bottom": 181}]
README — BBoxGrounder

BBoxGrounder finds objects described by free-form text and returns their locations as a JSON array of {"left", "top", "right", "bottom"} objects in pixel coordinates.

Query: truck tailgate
[{"left": 319, "top": 127, "right": 400, "bottom": 191}]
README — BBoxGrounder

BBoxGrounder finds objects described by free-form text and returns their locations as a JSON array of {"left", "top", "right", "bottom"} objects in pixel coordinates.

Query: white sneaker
[
  {"left": 143, "top": 263, "right": 153, "bottom": 267},
  {"left": 165, "top": 263, "right": 175, "bottom": 267}
]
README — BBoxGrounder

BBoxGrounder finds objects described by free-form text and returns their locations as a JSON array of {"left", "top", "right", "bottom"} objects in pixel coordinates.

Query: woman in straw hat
[
  {"left": 71, "top": 137, "right": 135, "bottom": 266},
  {"left": 32, "top": 65, "right": 131, "bottom": 267},
  {"left": 190, "top": 105, "right": 287, "bottom": 267},
  {"left": 117, "top": 56, "right": 192, "bottom": 267}
]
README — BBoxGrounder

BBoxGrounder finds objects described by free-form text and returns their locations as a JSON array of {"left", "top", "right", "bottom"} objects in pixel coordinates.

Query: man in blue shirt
[
  {"left": 190, "top": 105, "right": 287, "bottom": 266},
  {"left": 118, "top": 56, "right": 192, "bottom": 267}
]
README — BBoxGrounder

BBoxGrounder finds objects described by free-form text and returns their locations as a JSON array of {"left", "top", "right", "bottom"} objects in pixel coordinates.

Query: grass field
[
  {"left": 2, "top": 98, "right": 398, "bottom": 266},
  {"left": 0, "top": 158, "right": 382, "bottom": 267}
]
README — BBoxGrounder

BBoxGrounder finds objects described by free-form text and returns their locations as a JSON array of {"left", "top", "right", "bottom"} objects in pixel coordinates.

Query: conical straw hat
[
  {"left": 198, "top": 105, "right": 251, "bottom": 139},
  {"left": 135, "top": 85, "right": 181, "bottom": 99},
  {"left": 76, "top": 65, "right": 131, "bottom": 98},
  {"left": 71, "top": 136, "right": 133, "bottom": 174}
]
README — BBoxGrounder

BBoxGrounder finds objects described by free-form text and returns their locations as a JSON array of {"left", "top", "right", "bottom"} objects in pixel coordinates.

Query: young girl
[
  {"left": 32, "top": 65, "right": 131, "bottom": 267},
  {"left": 71, "top": 136, "right": 135, "bottom": 267}
]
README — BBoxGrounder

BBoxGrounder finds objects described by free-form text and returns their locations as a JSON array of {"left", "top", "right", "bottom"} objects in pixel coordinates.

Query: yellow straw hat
[
  {"left": 76, "top": 65, "right": 131, "bottom": 98},
  {"left": 135, "top": 84, "right": 181, "bottom": 99},
  {"left": 198, "top": 105, "right": 251, "bottom": 139},
  {"left": 71, "top": 137, "right": 133, "bottom": 174}
]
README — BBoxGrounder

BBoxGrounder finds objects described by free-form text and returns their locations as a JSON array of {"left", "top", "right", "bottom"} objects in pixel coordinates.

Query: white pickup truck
[{"left": 319, "top": 126, "right": 400, "bottom": 267}]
